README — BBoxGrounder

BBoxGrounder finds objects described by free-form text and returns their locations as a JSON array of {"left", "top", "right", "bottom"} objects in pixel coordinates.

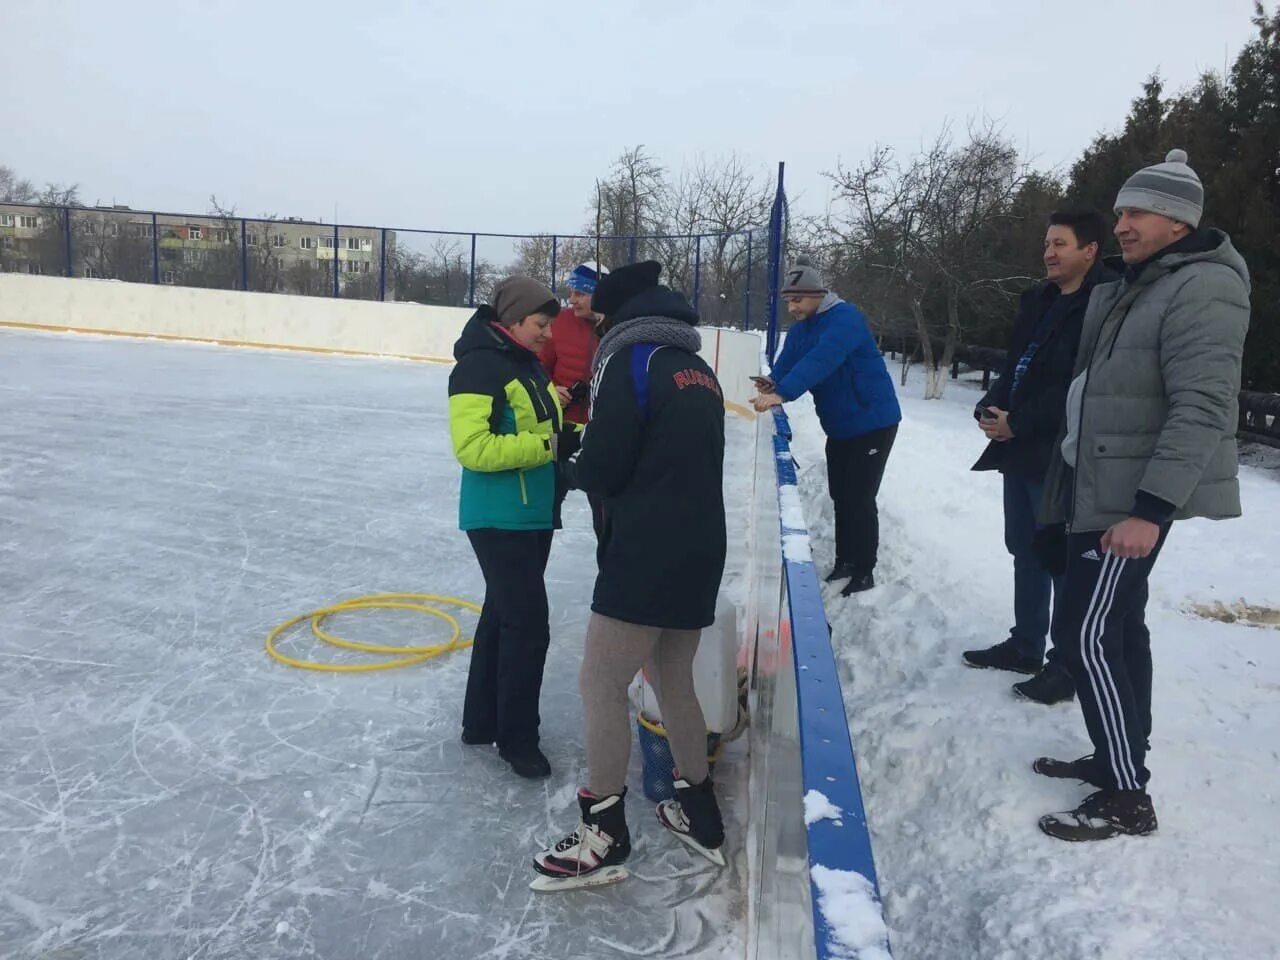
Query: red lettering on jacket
[{"left": 672, "top": 369, "right": 722, "bottom": 398}]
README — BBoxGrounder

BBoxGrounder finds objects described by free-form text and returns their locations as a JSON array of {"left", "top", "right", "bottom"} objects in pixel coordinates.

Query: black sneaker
[
  {"left": 840, "top": 573, "right": 876, "bottom": 596},
  {"left": 825, "top": 561, "right": 856, "bottom": 583},
  {"left": 461, "top": 728, "right": 494, "bottom": 746},
  {"left": 500, "top": 744, "right": 552, "bottom": 779},
  {"left": 1032, "top": 754, "right": 1105, "bottom": 788},
  {"left": 1013, "top": 665, "right": 1076, "bottom": 705},
  {"left": 1038, "top": 789, "right": 1157, "bottom": 842},
  {"left": 962, "top": 640, "right": 1041, "bottom": 675}
]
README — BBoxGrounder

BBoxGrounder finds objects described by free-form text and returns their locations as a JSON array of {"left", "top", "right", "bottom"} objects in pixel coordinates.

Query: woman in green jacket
[{"left": 449, "top": 276, "right": 575, "bottom": 779}]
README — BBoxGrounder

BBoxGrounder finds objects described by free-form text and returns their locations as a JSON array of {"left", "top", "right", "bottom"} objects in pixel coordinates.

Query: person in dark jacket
[
  {"left": 751, "top": 257, "right": 902, "bottom": 595},
  {"left": 531, "top": 262, "right": 728, "bottom": 892},
  {"left": 448, "top": 276, "right": 578, "bottom": 781},
  {"left": 962, "top": 211, "right": 1118, "bottom": 706}
]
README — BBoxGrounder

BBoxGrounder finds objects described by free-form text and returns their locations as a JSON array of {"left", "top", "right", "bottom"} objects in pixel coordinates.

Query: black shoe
[
  {"left": 1032, "top": 753, "right": 1105, "bottom": 788},
  {"left": 1038, "top": 789, "right": 1157, "bottom": 842},
  {"left": 825, "top": 561, "right": 856, "bottom": 583},
  {"left": 840, "top": 573, "right": 875, "bottom": 596},
  {"left": 961, "top": 640, "right": 1041, "bottom": 675},
  {"left": 500, "top": 744, "right": 551, "bottom": 779},
  {"left": 461, "top": 728, "right": 494, "bottom": 746},
  {"left": 1013, "top": 665, "right": 1076, "bottom": 705}
]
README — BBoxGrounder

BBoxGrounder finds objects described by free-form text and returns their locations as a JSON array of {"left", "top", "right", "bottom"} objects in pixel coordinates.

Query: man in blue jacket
[{"left": 751, "top": 257, "right": 902, "bottom": 595}]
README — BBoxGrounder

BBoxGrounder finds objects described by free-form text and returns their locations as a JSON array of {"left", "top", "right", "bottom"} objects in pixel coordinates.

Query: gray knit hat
[
  {"left": 490, "top": 276, "right": 558, "bottom": 327},
  {"left": 780, "top": 255, "right": 827, "bottom": 296},
  {"left": 1114, "top": 148, "right": 1204, "bottom": 227}
]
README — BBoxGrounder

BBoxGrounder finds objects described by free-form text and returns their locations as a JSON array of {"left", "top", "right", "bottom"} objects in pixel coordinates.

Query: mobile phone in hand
[{"left": 980, "top": 406, "right": 998, "bottom": 422}]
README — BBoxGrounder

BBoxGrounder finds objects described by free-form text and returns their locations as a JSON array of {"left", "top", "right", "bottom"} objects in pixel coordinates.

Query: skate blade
[
  {"left": 668, "top": 827, "right": 727, "bottom": 867},
  {"left": 529, "top": 865, "right": 629, "bottom": 892}
]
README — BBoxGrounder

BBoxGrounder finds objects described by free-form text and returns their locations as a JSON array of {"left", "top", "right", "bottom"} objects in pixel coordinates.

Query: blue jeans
[{"left": 1003, "top": 474, "right": 1063, "bottom": 663}]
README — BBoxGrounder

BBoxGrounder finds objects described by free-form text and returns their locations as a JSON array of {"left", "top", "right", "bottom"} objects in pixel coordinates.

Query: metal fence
[{"left": 0, "top": 200, "right": 779, "bottom": 332}]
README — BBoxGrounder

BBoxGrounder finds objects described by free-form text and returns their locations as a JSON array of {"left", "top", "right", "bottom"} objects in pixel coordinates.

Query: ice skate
[{"left": 531, "top": 790, "right": 631, "bottom": 892}]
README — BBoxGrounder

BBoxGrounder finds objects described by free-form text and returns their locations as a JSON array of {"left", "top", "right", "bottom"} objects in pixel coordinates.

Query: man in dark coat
[{"left": 963, "top": 211, "right": 1117, "bottom": 706}]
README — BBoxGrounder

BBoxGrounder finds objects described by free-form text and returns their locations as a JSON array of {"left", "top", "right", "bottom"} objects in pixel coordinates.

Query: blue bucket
[{"left": 636, "top": 713, "right": 722, "bottom": 803}]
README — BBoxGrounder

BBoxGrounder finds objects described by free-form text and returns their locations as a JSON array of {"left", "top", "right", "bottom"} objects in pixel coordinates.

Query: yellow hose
[{"left": 265, "top": 593, "right": 481, "bottom": 673}]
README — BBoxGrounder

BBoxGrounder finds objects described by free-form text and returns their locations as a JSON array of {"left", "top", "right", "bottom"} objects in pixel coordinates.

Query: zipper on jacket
[
  {"left": 1070, "top": 287, "right": 1127, "bottom": 523},
  {"left": 518, "top": 471, "right": 528, "bottom": 505}
]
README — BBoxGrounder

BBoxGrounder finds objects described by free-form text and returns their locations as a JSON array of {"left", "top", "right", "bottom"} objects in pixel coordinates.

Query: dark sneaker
[
  {"left": 500, "top": 744, "right": 552, "bottom": 780},
  {"left": 461, "top": 728, "right": 494, "bottom": 746},
  {"left": 1013, "top": 665, "right": 1076, "bottom": 705},
  {"left": 1032, "top": 754, "right": 1105, "bottom": 788},
  {"left": 962, "top": 640, "right": 1041, "bottom": 675},
  {"left": 1039, "top": 789, "right": 1157, "bottom": 842},
  {"left": 825, "top": 561, "right": 856, "bottom": 583},
  {"left": 840, "top": 573, "right": 876, "bottom": 596}
]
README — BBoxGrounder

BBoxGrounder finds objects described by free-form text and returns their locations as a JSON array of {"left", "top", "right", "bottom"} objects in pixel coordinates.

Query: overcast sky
[{"left": 0, "top": 1, "right": 1260, "bottom": 235}]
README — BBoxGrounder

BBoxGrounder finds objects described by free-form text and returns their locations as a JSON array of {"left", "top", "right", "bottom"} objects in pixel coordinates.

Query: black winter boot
[
  {"left": 1032, "top": 754, "right": 1105, "bottom": 788},
  {"left": 962, "top": 640, "right": 1041, "bottom": 675},
  {"left": 840, "top": 573, "right": 876, "bottom": 596},
  {"left": 500, "top": 744, "right": 551, "bottom": 779},
  {"left": 1013, "top": 664, "right": 1076, "bottom": 705},
  {"left": 1039, "top": 789, "right": 1158, "bottom": 842},
  {"left": 825, "top": 561, "right": 856, "bottom": 583}
]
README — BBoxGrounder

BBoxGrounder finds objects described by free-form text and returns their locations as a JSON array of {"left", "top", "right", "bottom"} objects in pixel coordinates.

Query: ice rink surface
[{"left": 0, "top": 330, "right": 753, "bottom": 960}]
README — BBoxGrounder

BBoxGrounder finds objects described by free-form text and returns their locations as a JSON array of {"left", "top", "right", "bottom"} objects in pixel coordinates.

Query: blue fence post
[
  {"left": 628, "top": 236, "right": 637, "bottom": 262},
  {"left": 240, "top": 219, "right": 249, "bottom": 291},
  {"left": 379, "top": 228, "right": 387, "bottom": 302},
  {"left": 332, "top": 223, "right": 340, "bottom": 298},
  {"left": 549, "top": 235, "right": 557, "bottom": 293},
  {"left": 62, "top": 207, "right": 73, "bottom": 277},
  {"left": 151, "top": 213, "right": 159, "bottom": 284},
  {"left": 766, "top": 162, "right": 786, "bottom": 360},
  {"left": 744, "top": 232, "right": 753, "bottom": 331},
  {"left": 468, "top": 233, "right": 477, "bottom": 308},
  {"left": 693, "top": 235, "right": 702, "bottom": 315}
]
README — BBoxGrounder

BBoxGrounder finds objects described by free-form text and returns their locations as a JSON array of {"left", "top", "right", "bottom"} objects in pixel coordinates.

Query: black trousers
[
  {"left": 1053, "top": 527, "right": 1167, "bottom": 791},
  {"left": 463, "top": 528, "right": 554, "bottom": 751},
  {"left": 826, "top": 425, "right": 897, "bottom": 576}
]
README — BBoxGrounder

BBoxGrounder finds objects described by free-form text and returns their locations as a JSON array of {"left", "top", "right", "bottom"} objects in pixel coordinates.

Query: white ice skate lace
[{"left": 552, "top": 821, "right": 612, "bottom": 866}]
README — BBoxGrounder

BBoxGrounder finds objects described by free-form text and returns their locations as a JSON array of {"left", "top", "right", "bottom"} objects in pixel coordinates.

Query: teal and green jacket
[{"left": 448, "top": 308, "right": 563, "bottom": 531}]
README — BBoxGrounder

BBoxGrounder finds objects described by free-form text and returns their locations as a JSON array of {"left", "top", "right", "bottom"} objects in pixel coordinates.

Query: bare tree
[
  {"left": 828, "top": 122, "right": 1035, "bottom": 398},
  {"left": 0, "top": 165, "right": 36, "bottom": 202}
]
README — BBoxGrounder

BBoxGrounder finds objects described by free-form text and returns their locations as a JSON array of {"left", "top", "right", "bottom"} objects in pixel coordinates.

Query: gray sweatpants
[{"left": 580, "top": 612, "right": 709, "bottom": 798}]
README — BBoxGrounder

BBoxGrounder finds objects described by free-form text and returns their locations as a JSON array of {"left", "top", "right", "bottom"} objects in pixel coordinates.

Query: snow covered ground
[
  {"left": 0, "top": 330, "right": 754, "bottom": 960},
  {"left": 786, "top": 367, "right": 1280, "bottom": 960}
]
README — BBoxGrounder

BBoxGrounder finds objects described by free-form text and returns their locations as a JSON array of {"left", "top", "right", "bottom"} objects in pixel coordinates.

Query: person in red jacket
[
  {"left": 543, "top": 262, "right": 609, "bottom": 544},
  {"left": 540, "top": 262, "right": 608, "bottom": 425}
]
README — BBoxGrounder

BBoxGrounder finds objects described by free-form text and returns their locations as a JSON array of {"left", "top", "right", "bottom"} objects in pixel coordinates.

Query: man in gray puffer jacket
[{"left": 1034, "top": 149, "right": 1250, "bottom": 842}]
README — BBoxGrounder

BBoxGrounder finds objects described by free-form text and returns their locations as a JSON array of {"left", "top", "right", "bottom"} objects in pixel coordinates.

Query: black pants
[
  {"left": 827, "top": 425, "right": 897, "bottom": 576},
  {"left": 1053, "top": 527, "right": 1167, "bottom": 791},
  {"left": 463, "top": 528, "right": 554, "bottom": 751}
]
